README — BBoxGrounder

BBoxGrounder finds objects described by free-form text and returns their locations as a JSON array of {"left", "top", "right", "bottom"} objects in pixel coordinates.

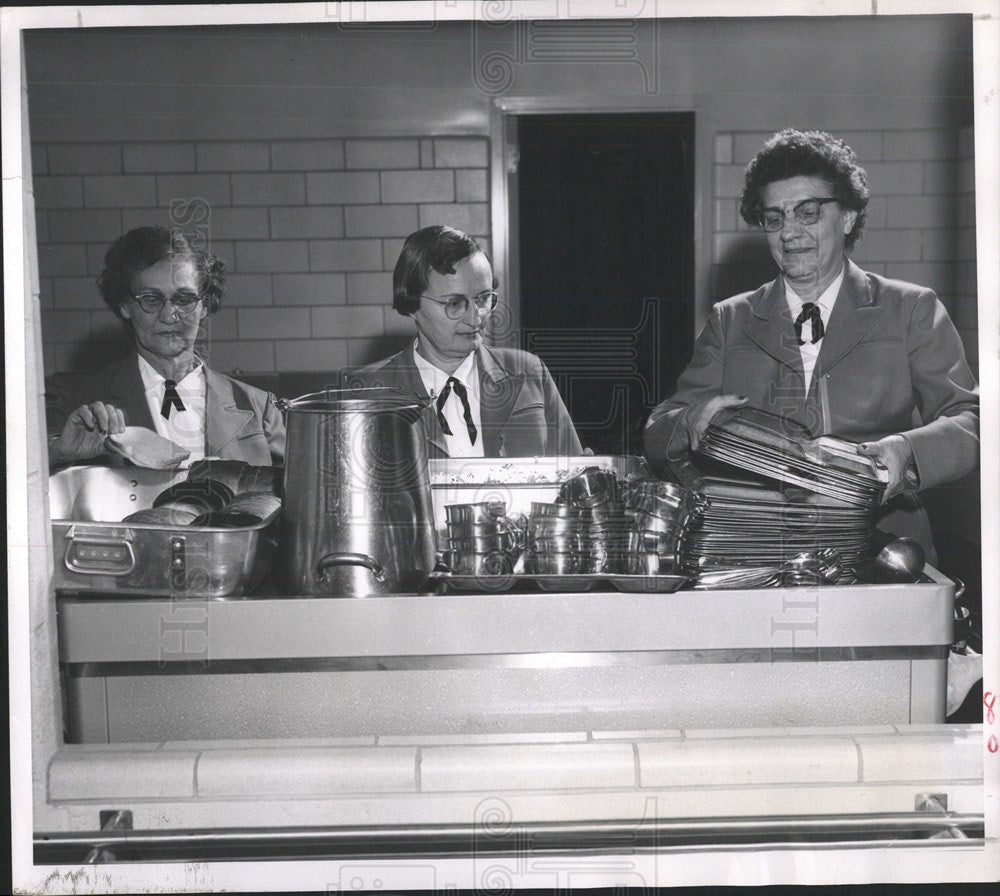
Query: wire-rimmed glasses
[{"left": 419, "top": 290, "right": 499, "bottom": 320}]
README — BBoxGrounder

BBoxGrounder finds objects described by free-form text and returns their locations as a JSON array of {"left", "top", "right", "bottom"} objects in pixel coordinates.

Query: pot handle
[{"left": 315, "top": 551, "right": 387, "bottom": 584}]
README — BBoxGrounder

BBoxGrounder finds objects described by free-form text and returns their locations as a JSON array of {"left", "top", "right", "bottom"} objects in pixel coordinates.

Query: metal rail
[{"left": 35, "top": 811, "right": 985, "bottom": 864}]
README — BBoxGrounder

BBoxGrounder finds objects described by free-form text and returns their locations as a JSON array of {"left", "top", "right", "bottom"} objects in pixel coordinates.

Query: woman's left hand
[{"left": 856, "top": 434, "right": 915, "bottom": 502}]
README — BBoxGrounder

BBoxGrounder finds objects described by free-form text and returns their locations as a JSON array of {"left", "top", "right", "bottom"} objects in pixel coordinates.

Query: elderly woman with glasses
[
  {"left": 643, "top": 129, "right": 979, "bottom": 557},
  {"left": 644, "top": 129, "right": 979, "bottom": 557},
  {"left": 348, "top": 225, "right": 583, "bottom": 458},
  {"left": 46, "top": 226, "right": 285, "bottom": 469}
]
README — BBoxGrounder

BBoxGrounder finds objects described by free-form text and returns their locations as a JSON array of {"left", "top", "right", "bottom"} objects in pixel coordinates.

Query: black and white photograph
[{"left": 4, "top": 1, "right": 999, "bottom": 892}]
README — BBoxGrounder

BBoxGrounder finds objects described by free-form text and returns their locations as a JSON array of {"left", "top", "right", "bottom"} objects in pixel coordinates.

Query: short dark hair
[
  {"left": 739, "top": 129, "right": 870, "bottom": 250},
  {"left": 392, "top": 225, "right": 497, "bottom": 315},
  {"left": 97, "top": 226, "right": 226, "bottom": 319}
]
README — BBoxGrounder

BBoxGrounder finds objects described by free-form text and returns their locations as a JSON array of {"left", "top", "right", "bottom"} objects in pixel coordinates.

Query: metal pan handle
[
  {"left": 315, "top": 551, "right": 387, "bottom": 584},
  {"left": 63, "top": 528, "right": 137, "bottom": 576}
]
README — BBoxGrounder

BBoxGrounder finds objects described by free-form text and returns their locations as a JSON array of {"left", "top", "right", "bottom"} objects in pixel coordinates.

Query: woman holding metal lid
[{"left": 46, "top": 226, "right": 285, "bottom": 470}]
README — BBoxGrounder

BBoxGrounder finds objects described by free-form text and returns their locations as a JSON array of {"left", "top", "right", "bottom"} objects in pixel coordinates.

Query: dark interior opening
[{"left": 516, "top": 112, "right": 696, "bottom": 455}]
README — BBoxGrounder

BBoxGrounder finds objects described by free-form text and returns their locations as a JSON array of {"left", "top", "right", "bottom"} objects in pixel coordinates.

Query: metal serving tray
[
  {"left": 431, "top": 571, "right": 689, "bottom": 593},
  {"left": 49, "top": 466, "right": 279, "bottom": 598}
]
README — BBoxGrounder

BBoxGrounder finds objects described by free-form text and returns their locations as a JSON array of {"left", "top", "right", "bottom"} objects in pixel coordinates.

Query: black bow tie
[
  {"left": 794, "top": 302, "right": 825, "bottom": 345},
  {"left": 160, "top": 379, "right": 186, "bottom": 419},
  {"left": 435, "top": 376, "right": 477, "bottom": 445}
]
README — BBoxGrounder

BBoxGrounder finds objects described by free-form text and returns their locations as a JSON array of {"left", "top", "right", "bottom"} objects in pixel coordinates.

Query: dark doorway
[{"left": 516, "top": 112, "right": 695, "bottom": 455}]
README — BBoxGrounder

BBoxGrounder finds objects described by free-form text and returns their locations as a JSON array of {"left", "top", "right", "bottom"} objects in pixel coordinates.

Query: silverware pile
[{"left": 692, "top": 549, "right": 846, "bottom": 589}]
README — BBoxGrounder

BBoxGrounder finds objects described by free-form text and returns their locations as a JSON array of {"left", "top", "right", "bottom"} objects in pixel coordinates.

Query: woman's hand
[
  {"left": 686, "top": 394, "right": 749, "bottom": 450},
  {"left": 856, "top": 434, "right": 916, "bottom": 502},
  {"left": 50, "top": 401, "right": 126, "bottom": 466}
]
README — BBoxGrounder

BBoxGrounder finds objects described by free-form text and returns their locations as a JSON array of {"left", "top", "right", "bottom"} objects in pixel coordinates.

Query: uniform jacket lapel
[
  {"left": 205, "top": 367, "right": 257, "bottom": 457},
  {"left": 478, "top": 346, "right": 526, "bottom": 457},
  {"left": 815, "top": 259, "right": 884, "bottom": 376},
  {"left": 740, "top": 278, "right": 806, "bottom": 383},
  {"left": 107, "top": 354, "right": 156, "bottom": 430}
]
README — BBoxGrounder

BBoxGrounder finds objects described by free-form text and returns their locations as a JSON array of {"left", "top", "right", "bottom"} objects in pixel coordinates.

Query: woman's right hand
[
  {"left": 50, "top": 401, "right": 127, "bottom": 466},
  {"left": 686, "top": 394, "right": 749, "bottom": 450}
]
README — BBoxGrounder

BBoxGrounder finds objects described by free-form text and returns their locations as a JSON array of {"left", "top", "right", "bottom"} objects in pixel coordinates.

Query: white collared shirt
[
  {"left": 137, "top": 354, "right": 207, "bottom": 464},
  {"left": 783, "top": 267, "right": 845, "bottom": 393},
  {"left": 412, "top": 342, "right": 484, "bottom": 458}
]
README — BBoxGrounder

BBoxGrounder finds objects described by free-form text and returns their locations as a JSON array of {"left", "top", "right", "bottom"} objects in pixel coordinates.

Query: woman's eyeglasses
[
  {"left": 419, "top": 290, "right": 499, "bottom": 320},
  {"left": 756, "top": 197, "right": 839, "bottom": 232},
  {"left": 130, "top": 291, "right": 203, "bottom": 315}
]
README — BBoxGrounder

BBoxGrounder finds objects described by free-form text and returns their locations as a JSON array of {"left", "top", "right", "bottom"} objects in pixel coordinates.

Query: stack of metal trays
[
  {"left": 696, "top": 406, "right": 887, "bottom": 508},
  {"left": 671, "top": 407, "right": 890, "bottom": 586},
  {"left": 681, "top": 476, "right": 874, "bottom": 583}
]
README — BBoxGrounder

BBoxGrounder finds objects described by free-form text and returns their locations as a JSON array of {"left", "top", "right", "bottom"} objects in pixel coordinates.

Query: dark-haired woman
[
  {"left": 46, "top": 226, "right": 284, "bottom": 468},
  {"left": 348, "top": 224, "right": 582, "bottom": 459},
  {"left": 643, "top": 129, "right": 978, "bottom": 556}
]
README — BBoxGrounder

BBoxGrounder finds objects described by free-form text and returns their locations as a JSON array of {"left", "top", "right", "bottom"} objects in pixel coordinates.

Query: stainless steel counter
[{"left": 57, "top": 571, "right": 955, "bottom": 742}]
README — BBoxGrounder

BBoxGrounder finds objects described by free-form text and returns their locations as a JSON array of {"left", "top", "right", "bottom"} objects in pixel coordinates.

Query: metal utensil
[{"left": 873, "top": 536, "right": 926, "bottom": 583}]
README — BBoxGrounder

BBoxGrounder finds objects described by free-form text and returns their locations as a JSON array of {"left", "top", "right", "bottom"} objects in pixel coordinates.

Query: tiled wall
[
  {"left": 34, "top": 136, "right": 490, "bottom": 377},
  {"left": 45, "top": 724, "right": 984, "bottom": 831},
  {"left": 712, "top": 126, "right": 979, "bottom": 379},
  {"left": 36, "top": 126, "right": 979, "bottom": 384}
]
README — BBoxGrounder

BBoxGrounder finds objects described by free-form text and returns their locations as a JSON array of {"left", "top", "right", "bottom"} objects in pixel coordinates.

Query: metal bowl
[
  {"left": 525, "top": 551, "right": 586, "bottom": 576},
  {"left": 448, "top": 533, "right": 510, "bottom": 553},
  {"left": 558, "top": 468, "right": 618, "bottom": 508},
  {"left": 530, "top": 501, "right": 587, "bottom": 519},
  {"left": 622, "top": 552, "right": 662, "bottom": 576},
  {"left": 627, "top": 492, "right": 693, "bottom": 520},
  {"left": 629, "top": 478, "right": 695, "bottom": 500},
  {"left": 627, "top": 528, "right": 680, "bottom": 555},
  {"left": 529, "top": 534, "right": 586, "bottom": 554},
  {"left": 628, "top": 510, "right": 687, "bottom": 536},
  {"left": 445, "top": 502, "right": 507, "bottom": 525},
  {"left": 441, "top": 549, "right": 514, "bottom": 577},
  {"left": 527, "top": 517, "right": 588, "bottom": 538}
]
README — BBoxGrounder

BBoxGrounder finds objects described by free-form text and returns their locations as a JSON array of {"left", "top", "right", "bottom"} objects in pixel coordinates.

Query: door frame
[{"left": 489, "top": 94, "right": 715, "bottom": 346}]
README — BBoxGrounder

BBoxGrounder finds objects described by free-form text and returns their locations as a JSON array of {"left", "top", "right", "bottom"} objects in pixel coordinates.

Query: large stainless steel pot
[{"left": 279, "top": 388, "right": 437, "bottom": 596}]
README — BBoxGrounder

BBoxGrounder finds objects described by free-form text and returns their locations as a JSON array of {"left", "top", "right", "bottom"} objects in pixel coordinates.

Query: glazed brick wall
[
  {"left": 712, "top": 126, "right": 979, "bottom": 379},
  {"left": 35, "top": 128, "right": 978, "bottom": 383},
  {"left": 34, "top": 136, "right": 490, "bottom": 378}
]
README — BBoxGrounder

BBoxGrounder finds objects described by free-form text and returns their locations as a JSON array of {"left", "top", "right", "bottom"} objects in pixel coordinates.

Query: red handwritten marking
[{"left": 986, "top": 692, "right": 997, "bottom": 753}]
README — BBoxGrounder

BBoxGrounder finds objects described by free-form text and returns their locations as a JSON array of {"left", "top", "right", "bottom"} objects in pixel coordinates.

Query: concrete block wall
[
  {"left": 33, "top": 136, "right": 490, "bottom": 378},
  {"left": 712, "top": 126, "right": 978, "bottom": 379}
]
